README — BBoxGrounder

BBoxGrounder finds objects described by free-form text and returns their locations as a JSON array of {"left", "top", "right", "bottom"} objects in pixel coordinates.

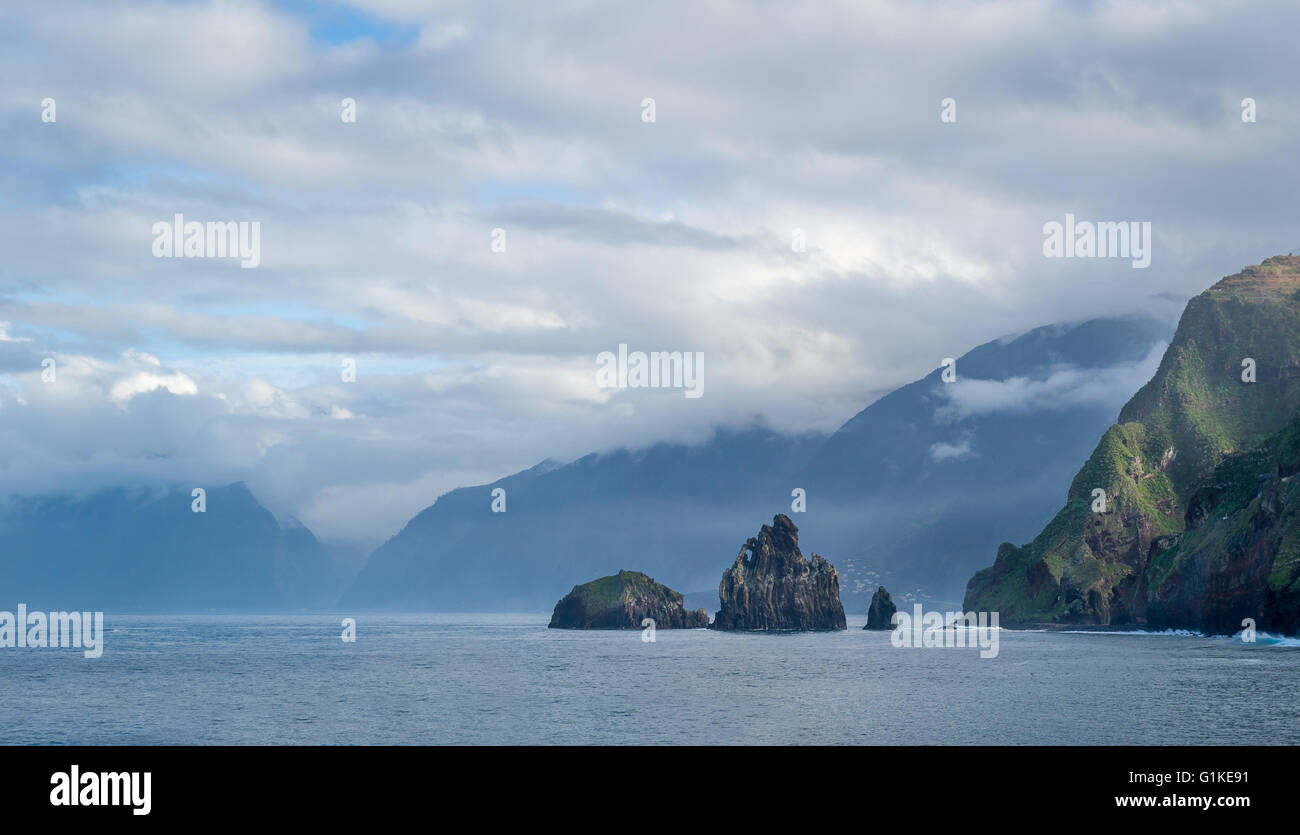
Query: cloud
[
  {"left": 0, "top": 0, "right": 1290, "bottom": 542},
  {"left": 109, "top": 370, "right": 198, "bottom": 403},
  {"left": 935, "top": 342, "right": 1167, "bottom": 420},
  {"left": 930, "top": 439, "right": 976, "bottom": 463}
]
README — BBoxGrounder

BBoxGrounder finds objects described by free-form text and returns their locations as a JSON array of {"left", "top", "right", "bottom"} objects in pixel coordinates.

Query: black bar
[{"left": 0, "top": 745, "right": 1282, "bottom": 821}]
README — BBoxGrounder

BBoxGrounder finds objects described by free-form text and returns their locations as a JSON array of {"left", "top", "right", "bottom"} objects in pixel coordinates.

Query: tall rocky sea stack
[
  {"left": 964, "top": 257, "right": 1300, "bottom": 634},
  {"left": 864, "top": 586, "right": 898, "bottom": 630},
  {"left": 549, "top": 570, "right": 709, "bottom": 629},
  {"left": 712, "top": 514, "right": 846, "bottom": 630}
]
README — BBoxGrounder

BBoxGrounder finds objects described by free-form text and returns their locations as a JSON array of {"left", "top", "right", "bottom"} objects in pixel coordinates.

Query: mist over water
[{"left": 2, "top": 615, "right": 1294, "bottom": 745}]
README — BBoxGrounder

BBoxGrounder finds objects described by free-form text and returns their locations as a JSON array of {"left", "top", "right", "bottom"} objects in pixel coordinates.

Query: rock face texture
[
  {"left": 864, "top": 586, "right": 898, "bottom": 630},
  {"left": 964, "top": 257, "right": 1300, "bottom": 635},
  {"left": 712, "top": 514, "right": 846, "bottom": 631},
  {"left": 548, "top": 570, "right": 709, "bottom": 629},
  {"left": 1144, "top": 413, "right": 1300, "bottom": 634}
]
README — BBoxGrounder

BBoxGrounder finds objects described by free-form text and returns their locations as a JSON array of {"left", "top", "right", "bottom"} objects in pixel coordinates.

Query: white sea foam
[
  {"left": 1057, "top": 628, "right": 1205, "bottom": 637},
  {"left": 1252, "top": 632, "right": 1300, "bottom": 647}
]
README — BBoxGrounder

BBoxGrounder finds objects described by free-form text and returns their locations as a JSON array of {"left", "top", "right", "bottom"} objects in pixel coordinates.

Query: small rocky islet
[
  {"left": 712, "top": 514, "right": 846, "bottom": 631},
  {"left": 548, "top": 569, "right": 709, "bottom": 629},
  {"left": 550, "top": 514, "right": 847, "bottom": 632},
  {"left": 864, "top": 585, "right": 897, "bottom": 630}
]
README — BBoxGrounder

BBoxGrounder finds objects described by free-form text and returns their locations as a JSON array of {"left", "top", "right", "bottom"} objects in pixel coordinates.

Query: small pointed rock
[{"left": 864, "top": 586, "right": 897, "bottom": 630}]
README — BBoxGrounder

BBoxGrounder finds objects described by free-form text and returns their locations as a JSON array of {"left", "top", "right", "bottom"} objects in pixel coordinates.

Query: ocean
[{"left": 2, "top": 614, "right": 1296, "bottom": 745}]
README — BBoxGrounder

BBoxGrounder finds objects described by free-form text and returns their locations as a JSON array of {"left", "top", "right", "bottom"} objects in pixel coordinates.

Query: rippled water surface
[{"left": 1, "top": 614, "right": 1296, "bottom": 744}]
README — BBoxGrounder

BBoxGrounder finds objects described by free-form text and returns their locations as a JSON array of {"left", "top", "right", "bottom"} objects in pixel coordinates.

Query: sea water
[{"left": 0, "top": 614, "right": 1295, "bottom": 745}]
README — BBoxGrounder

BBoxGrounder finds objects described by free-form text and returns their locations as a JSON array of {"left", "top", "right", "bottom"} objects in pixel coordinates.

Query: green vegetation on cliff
[
  {"left": 548, "top": 569, "right": 710, "bottom": 629},
  {"left": 965, "top": 256, "right": 1300, "bottom": 633}
]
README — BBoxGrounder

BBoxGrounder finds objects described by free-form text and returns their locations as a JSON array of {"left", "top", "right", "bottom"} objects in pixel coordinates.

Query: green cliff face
[
  {"left": 964, "top": 257, "right": 1300, "bottom": 633},
  {"left": 1146, "top": 413, "right": 1300, "bottom": 633}
]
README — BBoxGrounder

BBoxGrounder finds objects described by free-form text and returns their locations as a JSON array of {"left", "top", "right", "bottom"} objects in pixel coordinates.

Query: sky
[{"left": 0, "top": 0, "right": 1296, "bottom": 546}]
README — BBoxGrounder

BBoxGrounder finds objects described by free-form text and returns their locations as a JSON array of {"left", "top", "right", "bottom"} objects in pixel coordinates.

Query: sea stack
[
  {"left": 548, "top": 570, "right": 710, "bottom": 629},
  {"left": 712, "top": 514, "right": 846, "bottom": 631},
  {"left": 864, "top": 586, "right": 897, "bottom": 630}
]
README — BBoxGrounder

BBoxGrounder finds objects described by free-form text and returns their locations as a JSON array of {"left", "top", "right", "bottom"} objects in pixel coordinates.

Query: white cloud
[
  {"left": 0, "top": 0, "right": 1287, "bottom": 542},
  {"left": 109, "top": 371, "right": 198, "bottom": 403},
  {"left": 930, "top": 439, "right": 976, "bottom": 463},
  {"left": 935, "top": 343, "right": 1167, "bottom": 420}
]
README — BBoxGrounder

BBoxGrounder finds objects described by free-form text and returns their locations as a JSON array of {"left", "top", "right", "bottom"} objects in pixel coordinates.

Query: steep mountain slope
[
  {"left": 0, "top": 483, "right": 359, "bottom": 610},
  {"left": 965, "top": 257, "right": 1300, "bottom": 633},
  {"left": 346, "top": 314, "right": 1172, "bottom": 612},
  {"left": 799, "top": 316, "right": 1172, "bottom": 599}
]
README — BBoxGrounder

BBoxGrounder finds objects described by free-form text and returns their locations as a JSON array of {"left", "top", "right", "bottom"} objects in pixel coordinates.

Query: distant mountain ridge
[
  {"left": 0, "top": 314, "right": 1176, "bottom": 613},
  {"left": 0, "top": 483, "right": 362, "bottom": 611},
  {"left": 795, "top": 315, "right": 1172, "bottom": 600},
  {"left": 345, "top": 313, "right": 1173, "bottom": 612}
]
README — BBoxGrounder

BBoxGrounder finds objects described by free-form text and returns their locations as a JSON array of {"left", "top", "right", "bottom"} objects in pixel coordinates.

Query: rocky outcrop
[
  {"left": 712, "top": 514, "right": 846, "bottom": 631},
  {"left": 964, "top": 256, "right": 1300, "bottom": 634},
  {"left": 548, "top": 570, "right": 709, "bottom": 629},
  {"left": 864, "top": 586, "right": 897, "bottom": 630}
]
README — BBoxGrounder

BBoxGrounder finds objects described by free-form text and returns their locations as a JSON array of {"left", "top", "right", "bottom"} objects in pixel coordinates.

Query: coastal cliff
[{"left": 964, "top": 257, "right": 1300, "bottom": 634}]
